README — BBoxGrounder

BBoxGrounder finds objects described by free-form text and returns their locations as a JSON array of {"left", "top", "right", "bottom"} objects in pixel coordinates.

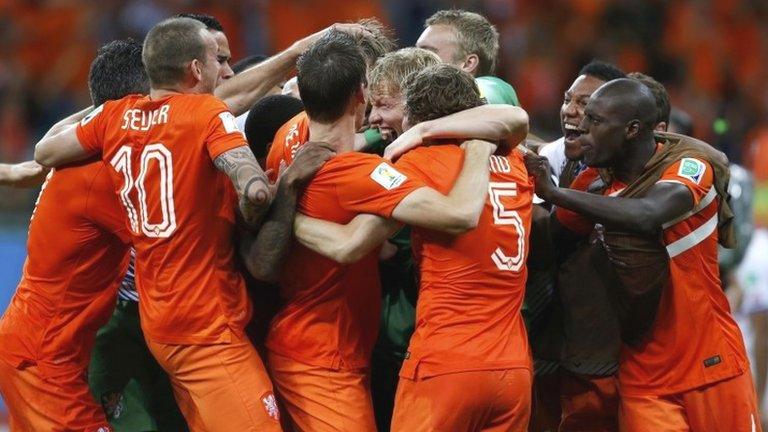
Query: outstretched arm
[
  {"left": 239, "top": 142, "right": 335, "bottom": 282},
  {"left": 34, "top": 106, "right": 95, "bottom": 167},
  {"left": 294, "top": 214, "right": 399, "bottom": 264},
  {"left": 525, "top": 152, "right": 693, "bottom": 234},
  {"left": 391, "top": 139, "right": 496, "bottom": 235},
  {"left": 214, "top": 146, "right": 272, "bottom": 229},
  {"left": 0, "top": 161, "right": 49, "bottom": 188},
  {"left": 384, "top": 105, "right": 529, "bottom": 160},
  {"left": 215, "top": 23, "right": 367, "bottom": 116}
]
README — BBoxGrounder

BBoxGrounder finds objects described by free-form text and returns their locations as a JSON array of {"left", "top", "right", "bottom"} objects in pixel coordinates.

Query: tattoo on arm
[
  {"left": 215, "top": 146, "right": 271, "bottom": 228},
  {"left": 239, "top": 181, "right": 299, "bottom": 282}
]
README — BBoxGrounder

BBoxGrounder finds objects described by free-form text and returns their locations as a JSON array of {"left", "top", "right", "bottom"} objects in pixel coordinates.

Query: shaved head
[{"left": 591, "top": 78, "right": 658, "bottom": 132}]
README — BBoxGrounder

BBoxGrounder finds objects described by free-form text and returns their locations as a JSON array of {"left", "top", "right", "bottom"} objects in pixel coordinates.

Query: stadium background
[{"left": 1, "top": 0, "right": 767, "bottom": 427}]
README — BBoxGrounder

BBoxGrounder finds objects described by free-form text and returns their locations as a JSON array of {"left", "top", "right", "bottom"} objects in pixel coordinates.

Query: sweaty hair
[
  {"left": 355, "top": 18, "right": 398, "bottom": 66},
  {"left": 578, "top": 60, "right": 626, "bottom": 82},
  {"left": 244, "top": 95, "right": 305, "bottom": 158},
  {"left": 368, "top": 48, "right": 441, "bottom": 97},
  {"left": 425, "top": 9, "right": 499, "bottom": 76},
  {"left": 297, "top": 30, "right": 366, "bottom": 124},
  {"left": 142, "top": 17, "right": 207, "bottom": 88},
  {"left": 176, "top": 12, "right": 224, "bottom": 32},
  {"left": 628, "top": 72, "right": 671, "bottom": 126},
  {"left": 232, "top": 54, "right": 268, "bottom": 74},
  {"left": 404, "top": 64, "right": 483, "bottom": 124},
  {"left": 89, "top": 38, "right": 149, "bottom": 106}
]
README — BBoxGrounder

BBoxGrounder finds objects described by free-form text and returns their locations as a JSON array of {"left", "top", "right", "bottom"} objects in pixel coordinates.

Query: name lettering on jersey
[
  {"left": 81, "top": 104, "right": 104, "bottom": 126},
  {"left": 370, "top": 162, "right": 407, "bottom": 190},
  {"left": 489, "top": 155, "right": 511, "bottom": 173},
  {"left": 121, "top": 104, "right": 169, "bottom": 131},
  {"left": 677, "top": 158, "right": 706, "bottom": 184}
]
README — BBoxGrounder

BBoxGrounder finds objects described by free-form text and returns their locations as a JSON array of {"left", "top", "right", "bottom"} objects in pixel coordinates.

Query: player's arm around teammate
[
  {"left": 383, "top": 104, "right": 528, "bottom": 160},
  {"left": 239, "top": 141, "right": 335, "bottom": 282},
  {"left": 294, "top": 138, "right": 498, "bottom": 263}
]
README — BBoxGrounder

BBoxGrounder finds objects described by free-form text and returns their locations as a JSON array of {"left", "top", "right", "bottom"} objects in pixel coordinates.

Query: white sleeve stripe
[
  {"left": 666, "top": 213, "right": 718, "bottom": 258},
  {"left": 662, "top": 186, "right": 717, "bottom": 229}
]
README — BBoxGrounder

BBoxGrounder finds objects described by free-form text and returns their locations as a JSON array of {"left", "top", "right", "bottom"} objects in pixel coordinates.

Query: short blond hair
[
  {"left": 355, "top": 18, "right": 398, "bottom": 66},
  {"left": 425, "top": 9, "right": 499, "bottom": 76},
  {"left": 368, "top": 47, "right": 441, "bottom": 97}
]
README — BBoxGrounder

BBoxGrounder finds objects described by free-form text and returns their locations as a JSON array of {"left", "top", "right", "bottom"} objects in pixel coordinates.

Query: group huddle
[{"left": 0, "top": 8, "right": 761, "bottom": 432}]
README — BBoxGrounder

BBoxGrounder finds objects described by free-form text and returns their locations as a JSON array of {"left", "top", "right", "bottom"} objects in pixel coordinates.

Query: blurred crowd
[{"left": 1, "top": 0, "right": 768, "bottom": 217}]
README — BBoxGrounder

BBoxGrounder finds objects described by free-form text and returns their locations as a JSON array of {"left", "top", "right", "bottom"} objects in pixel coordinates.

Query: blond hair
[
  {"left": 425, "top": 9, "right": 499, "bottom": 76},
  {"left": 368, "top": 47, "right": 441, "bottom": 97}
]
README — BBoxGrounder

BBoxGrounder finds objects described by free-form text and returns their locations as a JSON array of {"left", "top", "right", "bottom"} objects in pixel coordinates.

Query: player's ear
[
  {"left": 190, "top": 59, "right": 203, "bottom": 82},
  {"left": 461, "top": 54, "right": 480, "bottom": 75},
  {"left": 654, "top": 121, "right": 668, "bottom": 132},
  {"left": 625, "top": 119, "right": 640, "bottom": 140},
  {"left": 355, "top": 84, "right": 366, "bottom": 103}
]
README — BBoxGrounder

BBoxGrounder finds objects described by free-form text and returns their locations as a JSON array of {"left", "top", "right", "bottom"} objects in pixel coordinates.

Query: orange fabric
[
  {"left": 266, "top": 111, "right": 309, "bottom": 181},
  {"left": 559, "top": 372, "right": 619, "bottom": 432},
  {"left": 147, "top": 334, "right": 281, "bottom": 432},
  {"left": 391, "top": 369, "right": 532, "bottom": 432},
  {"left": 0, "top": 358, "right": 112, "bottom": 432},
  {"left": 76, "top": 93, "right": 251, "bottom": 345},
  {"left": 393, "top": 145, "right": 533, "bottom": 379},
  {"left": 555, "top": 167, "right": 602, "bottom": 235},
  {"left": 621, "top": 158, "right": 748, "bottom": 395},
  {"left": 267, "top": 152, "right": 426, "bottom": 369},
  {"left": 555, "top": 155, "right": 750, "bottom": 396},
  {"left": 267, "top": 351, "right": 375, "bottom": 432},
  {"left": 0, "top": 160, "right": 129, "bottom": 378},
  {"left": 619, "top": 370, "right": 761, "bottom": 432}
]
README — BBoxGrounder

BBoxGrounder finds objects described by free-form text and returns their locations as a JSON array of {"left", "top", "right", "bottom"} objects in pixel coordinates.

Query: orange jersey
[
  {"left": 0, "top": 160, "right": 130, "bottom": 377},
  {"left": 393, "top": 145, "right": 534, "bottom": 380},
  {"left": 76, "top": 93, "right": 251, "bottom": 345},
  {"left": 557, "top": 157, "right": 748, "bottom": 395},
  {"left": 267, "top": 152, "right": 426, "bottom": 369},
  {"left": 265, "top": 111, "right": 309, "bottom": 181}
]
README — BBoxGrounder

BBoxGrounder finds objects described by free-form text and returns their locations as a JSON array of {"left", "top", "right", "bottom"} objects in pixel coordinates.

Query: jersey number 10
[{"left": 110, "top": 144, "right": 177, "bottom": 238}]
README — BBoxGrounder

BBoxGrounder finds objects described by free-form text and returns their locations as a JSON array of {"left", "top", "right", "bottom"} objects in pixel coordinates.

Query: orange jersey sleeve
[
  {"left": 200, "top": 98, "right": 249, "bottom": 160},
  {"left": 656, "top": 157, "right": 714, "bottom": 206},
  {"left": 76, "top": 102, "right": 115, "bottom": 153}
]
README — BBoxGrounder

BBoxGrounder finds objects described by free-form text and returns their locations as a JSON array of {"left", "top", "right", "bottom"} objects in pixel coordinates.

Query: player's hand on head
[
  {"left": 283, "top": 142, "right": 335, "bottom": 187},
  {"left": 384, "top": 126, "right": 423, "bottom": 161}
]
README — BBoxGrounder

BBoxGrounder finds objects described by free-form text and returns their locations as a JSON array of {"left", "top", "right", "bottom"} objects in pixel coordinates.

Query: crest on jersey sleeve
[
  {"left": 370, "top": 162, "right": 407, "bottom": 190},
  {"left": 261, "top": 392, "right": 280, "bottom": 421},
  {"left": 677, "top": 158, "right": 706, "bottom": 184},
  {"left": 219, "top": 112, "right": 244, "bottom": 136},
  {"left": 81, "top": 104, "right": 105, "bottom": 126}
]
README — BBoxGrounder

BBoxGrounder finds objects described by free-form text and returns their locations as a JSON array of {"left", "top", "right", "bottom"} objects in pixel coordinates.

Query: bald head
[{"left": 591, "top": 78, "right": 658, "bottom": 132}]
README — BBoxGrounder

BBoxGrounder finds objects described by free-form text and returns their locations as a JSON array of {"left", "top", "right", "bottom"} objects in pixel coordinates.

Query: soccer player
[
  {"left": 416, "top": 9, "right": 519, "bottom": 106},
  {"left": 294, "top": 64, "right": 533, "bottom": 431},
  {"left": 0, "top": 39, "right": 144, "bottom": 432},
  {"left": 526, "top": 78, "right": 760, "bottom": 432},
  {"left": 33, "top": 17, "right": 330, "bottom": 430},
  {"left": 265, "top": 31, "right": 503, "bottom": 431}
]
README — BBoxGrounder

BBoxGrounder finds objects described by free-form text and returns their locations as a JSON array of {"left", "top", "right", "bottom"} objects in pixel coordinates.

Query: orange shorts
[
  {"left": 619, "top": 371, "right": 762, "bottom": 432},
  {"left": 267, "top": 351, "right": 375, "bottom": 432},
  {"left": 147, "top": 334, "right": 281, "bottom": 432},
  {"left": 560, "top": 371, "right": 619, "bottom": 432},
  {"left": 391, "top": 368, "right": 532, "bottom": 432},
  {"left": 0, "top": 358, "right": 112, "bottom": 432}
]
